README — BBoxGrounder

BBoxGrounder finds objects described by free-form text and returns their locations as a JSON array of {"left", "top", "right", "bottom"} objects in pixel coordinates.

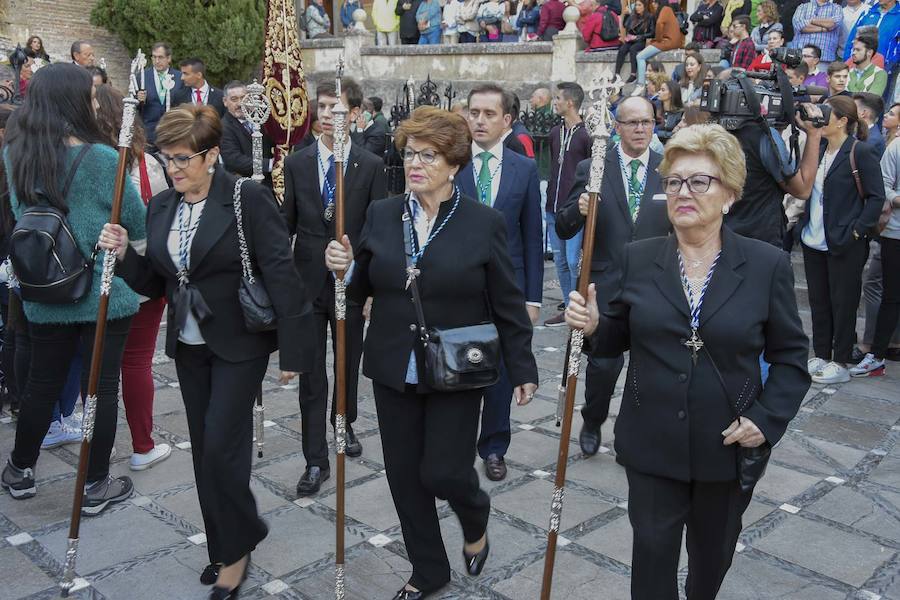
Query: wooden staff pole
[{"left": 539, "top": 74, "right": 622, "bottom": 600}]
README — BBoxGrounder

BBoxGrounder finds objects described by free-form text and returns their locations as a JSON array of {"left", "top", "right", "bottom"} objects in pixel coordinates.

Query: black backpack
[
  {"left": 10, "top": 145, "right": 94, "bottom": 304},
  {"left": 599, "top": 7, "right": 619, "bottom": 41},
  {"left": 674, "top": 10, "right": 690, "bottom": 35}
]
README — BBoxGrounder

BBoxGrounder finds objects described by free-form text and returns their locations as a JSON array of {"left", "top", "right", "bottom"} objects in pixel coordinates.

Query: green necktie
[
  {"left": 157, "top": 72, "right": 167, "bottom": 105},
  {"left": 477, "top": 151, "right": 493, "bottom": 206},
  {"left": 627, "top": 158, "right": 641, "bottom": 218}
]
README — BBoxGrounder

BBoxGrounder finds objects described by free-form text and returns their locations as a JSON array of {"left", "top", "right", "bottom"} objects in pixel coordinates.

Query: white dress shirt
[
  {"left": 192, "top": 81, "right": 210, "bottom": 105},
  {"left": 316, "top": 137, "right": 353, "bottom": 195}
]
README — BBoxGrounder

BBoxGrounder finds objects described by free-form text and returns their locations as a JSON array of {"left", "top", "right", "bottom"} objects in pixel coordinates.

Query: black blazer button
[
  {"left": 678, "top": 373, "right": 687, "bottom": 382},
  {"left": 409, "top": 324, "right": 416, "bottom": 331},
  {"left": 679, "top": 338, "right": 686, "bottom": 344},
  {"left": 677, "top": 410, "right": 686, "bottom": 420}
]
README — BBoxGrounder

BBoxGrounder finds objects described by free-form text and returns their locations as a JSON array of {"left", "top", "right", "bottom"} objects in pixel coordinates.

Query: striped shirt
[{"left": 790, "top": 0, "right": 844, "bottom": 62}]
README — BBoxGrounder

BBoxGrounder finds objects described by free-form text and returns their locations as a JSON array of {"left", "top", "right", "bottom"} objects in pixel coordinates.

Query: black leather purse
[
  {"left": 403, "top": 203, "right": 500, "bottom": 392},
  {"left": 232, "top": 178, "right": 277, "bottom": 333},
  {"left": 703, "top": 345, "right": 772, "bottom": 494}
]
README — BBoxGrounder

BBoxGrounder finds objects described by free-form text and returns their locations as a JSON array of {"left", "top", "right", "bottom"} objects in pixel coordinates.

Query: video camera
[{"left": 699, "top": 47, "right": 831, "bottom": 130}]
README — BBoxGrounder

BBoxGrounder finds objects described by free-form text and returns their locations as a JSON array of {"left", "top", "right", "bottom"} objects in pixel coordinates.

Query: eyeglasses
[
  {"left": 151, "top": 54, "right": 169, "bottom": 60},
  {"left": 402, "top": 148, "right": 439, "bottom": 165},
  {"left": 159, "top": 149, "right": 209, "bottom": 170},
  {"left": 661, "top": 174, "right": 721, "bottom": 195},
  {"left": 616, "top": 119, "right": 655, "bottom": 130}
]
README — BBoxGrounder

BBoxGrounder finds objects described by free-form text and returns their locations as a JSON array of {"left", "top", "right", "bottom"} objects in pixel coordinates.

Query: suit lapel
[
  {"left": 607, "top": 150, "right": 631, "bottom": 225},
  {"left": 189, "top": 169, "right": 235, "bottom": 270},
  {"left": 653, "top": 235, "right": 690, "bottom": 319},
  {"left": 343, "top": 145, "right": 361, "bottom": 193},
  {"left": 824, "top": 135, "right": 853, "bottom": 181},
  {"left": 457, "top": 160, "right": 477, "bottom": 199},
  {"left": 494, "top": 149, "right": 516, "bottom": 211},
  {"left": 698, "top": 227, "right": 745, "bottom": 327},
  {"left": 148, "top": 189, "right": 179, "bottom": 277}
]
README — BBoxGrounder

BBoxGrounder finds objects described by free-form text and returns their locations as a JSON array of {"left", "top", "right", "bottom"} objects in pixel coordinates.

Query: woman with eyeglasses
[
  {"left": 324, "top": 106, "right": 538, "bottom": 600},
  {"left": 98, "top": 105, "right": 313, "bottom": 599},
  {"left": 565, "top": 124, "right": 810, "bottom": 600}
]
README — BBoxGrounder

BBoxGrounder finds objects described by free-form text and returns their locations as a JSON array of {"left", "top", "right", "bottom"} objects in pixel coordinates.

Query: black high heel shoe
[
  {"left": 200, "top": 563, "right": 222, "bottom": 585},
  {"left": 391, "top": 585, "right": 429, "bottom": 600},
  {"left": 463, "top": 536, "right": 490, "bottom": 576},
  {"left": 208, "top": 554, "right": 250, "bottom": 599}
]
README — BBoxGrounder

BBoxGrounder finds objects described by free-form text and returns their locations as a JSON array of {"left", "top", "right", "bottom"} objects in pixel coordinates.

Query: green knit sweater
[{"left": 7, "top": 144, "right": 147, "bottom": 325}]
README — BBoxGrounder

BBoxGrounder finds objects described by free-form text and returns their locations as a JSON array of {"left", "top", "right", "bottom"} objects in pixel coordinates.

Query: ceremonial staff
[
  {"left": 60, "top": 54, "right": 143, "bottom": 598},
  {"left": 241, "top": 80, "right": 273, "bottom": 458},
  {"left": 332, "top": 56, "right": 350, "bottom": 600},
  {"left": 539, "top": 73, "right": 622, "bottom": 600},
  {"left": 162, "top": 73, "right": 175, "bottom": 114}
]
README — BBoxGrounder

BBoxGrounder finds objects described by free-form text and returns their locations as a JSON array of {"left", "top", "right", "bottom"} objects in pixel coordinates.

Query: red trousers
[{"left": 121, "top": 298, "right": 165, "bottom": 453}]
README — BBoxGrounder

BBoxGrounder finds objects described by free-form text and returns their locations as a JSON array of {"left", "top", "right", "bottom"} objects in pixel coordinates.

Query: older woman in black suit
[
  {"left": 566, "top": 124, "right": 810, "bottom": 600},
  {"left": 325, "top": 106, "right": 538, "bottom": 600},
  {"left": 99, "top": 105, "right": 312, "bottom": 600}
]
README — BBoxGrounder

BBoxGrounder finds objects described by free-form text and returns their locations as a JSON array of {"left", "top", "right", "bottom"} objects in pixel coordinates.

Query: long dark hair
[
  {"left": 5, "top": 63, "right": 106, "bottom": 210},
  {"left": 662, "top": 80, "right": 683, "bottom": 111},
  {"left": 94, "top": 84, "right": 147, "bottom": 169},
  {"left": 826, "top": 95, "right": 868, "bottom": 141}
]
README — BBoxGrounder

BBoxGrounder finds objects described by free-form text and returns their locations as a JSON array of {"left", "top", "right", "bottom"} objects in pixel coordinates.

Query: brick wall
[{"left": 6, "top": 0, "right": 131, "bottom": 89}]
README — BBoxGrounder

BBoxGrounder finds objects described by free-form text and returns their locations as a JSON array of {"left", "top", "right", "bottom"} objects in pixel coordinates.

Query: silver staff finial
[{"left": 241, "top": 80, "right": 273, "bottom": 182}]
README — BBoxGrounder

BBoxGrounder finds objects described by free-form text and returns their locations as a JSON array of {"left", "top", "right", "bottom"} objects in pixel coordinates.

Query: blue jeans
[
  {"left": 636, "top": 45, "right": 662, "bottom": 84},
  {"left": 759, "top": 353, "right": 770, "bottom": 387},
  {"left": 51, "top": 349, "right": 82, "bottom": 422},
  {"left": 418, "top": 28, "right": 441, "bottom": 44},
  {"left": 546, "top": 211, "right": 573, "bottom": 305},
  {"left": 566, "top": 228, "right": 584, "bottom": 292}
]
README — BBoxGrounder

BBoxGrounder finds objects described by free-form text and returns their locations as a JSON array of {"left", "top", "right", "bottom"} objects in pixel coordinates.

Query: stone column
[
  {"left": 343, "top": 19, "right": 376, "bottom": 77},
  {"left": 551, "top": 5, "right": 581, "bottom": 82}
]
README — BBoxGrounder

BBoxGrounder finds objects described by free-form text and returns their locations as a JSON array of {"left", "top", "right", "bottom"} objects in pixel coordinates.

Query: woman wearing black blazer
[
  {"left": 796, "top": 96, "right": 886, "bottom": 385},
  {"left": 99, "top": 106, "right": 312, "bottom": 600},
  {"left": 566, "top": 124, "right": 810, "bottom": 600},
  {"left": 326, "top": 107, "right": 538, "bottom": 600}
]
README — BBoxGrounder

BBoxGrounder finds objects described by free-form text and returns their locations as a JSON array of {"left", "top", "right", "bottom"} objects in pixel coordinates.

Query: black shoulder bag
[
  {"left": 703, "top": 345, "right": 772, "bottom": 494},
  {"left": 233, "top": 177, "right": 277, "bottom": 332},
  {"left": 402, "top": 201, "right": 501, "bottom": 392}
]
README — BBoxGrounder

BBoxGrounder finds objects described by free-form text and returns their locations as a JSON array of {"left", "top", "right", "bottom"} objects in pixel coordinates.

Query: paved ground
[{"left": 1, "top": 257, "right": 900, "bottom": 600}]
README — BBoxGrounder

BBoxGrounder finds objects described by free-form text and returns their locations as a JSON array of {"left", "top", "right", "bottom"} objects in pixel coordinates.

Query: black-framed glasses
[
  {"left": 159, "top": 149, "right": 209, "bottom": 170},
  {"left": 616, "top": 119, "right": 655, "bottom": 130},
  {"left": 661, "top": 174, "right": 721, "bottom": 195},
  {"left": 402, "top": 148, "right": 439, "bottom": 165}
]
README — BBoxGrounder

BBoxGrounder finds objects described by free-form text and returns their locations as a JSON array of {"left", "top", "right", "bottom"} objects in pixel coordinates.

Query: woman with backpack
[
  {"left": 631, "top": 0, "right": 685, "bottom": 96},
  {"left": 581, "top": 0, "right": 623, "bottom": 51},
  {"left": 614, "top": 0, "right": 655, "bottom": 80},
  {"left": 0, "top": 64, "right": 146, "bottom": 514},
  {"left": 95, "top": 83, "right": 174, "bottom": 472},
  {"left": 796, "top": 96, "right": 886, "bottom": 385}
]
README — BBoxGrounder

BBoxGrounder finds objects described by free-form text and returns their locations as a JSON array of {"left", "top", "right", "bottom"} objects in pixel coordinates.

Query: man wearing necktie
[
  {"left": 172, "top": 57, "right": 225, "bottom": 118},
  {"left": 457, "top": 84, "right": 543, "bottom": 481},
  {"left": 281, "top": 78, "right": 387, "bottom": 496},
  {"left": 555, "top": 96, "right": 670, "bottom": 457},
  {"left": 136, "top": 42, "right": 183, "bottom": 146},
  {"left": 220, "top": 81, "right": 275, "bottom": 186}
]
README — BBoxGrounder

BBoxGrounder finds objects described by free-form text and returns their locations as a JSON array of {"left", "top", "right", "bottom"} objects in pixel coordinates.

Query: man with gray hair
[
  {"left": 220, "top": 80, "right": 274, "bottom": 185},
  {"left": 70, "top": 41, "right": 95, "bottom": 67}
]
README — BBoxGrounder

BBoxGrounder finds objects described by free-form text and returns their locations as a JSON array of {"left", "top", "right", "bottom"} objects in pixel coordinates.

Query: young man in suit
[
  {"left": 172, "top": 58, "right": 225, "bottom": 117},
  {"left": 220, "top": 80, "right": 275, "bottom": 186},
  {"left": 137, "top": 42, "right": 183, "bottom": 146},
  {"left": 282, "top": 78, "right": 387, "bottom": 496},
  {"left": 555, "top": 97, "right": 670, "bottom": 456},
  {"left": 352, "top": 97, "right": 389, "bottom": 157},
  {"left": 457, "top": 83, "right": 543, "bottom": 481}
]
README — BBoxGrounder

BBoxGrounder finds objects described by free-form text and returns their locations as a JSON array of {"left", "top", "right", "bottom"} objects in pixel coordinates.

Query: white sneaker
[
  {"left": 41, "top": 419, "right": 82, "bottom": 449},
  {"left": 849, "top": 353, "right": 886, "bottom": 377},
  {"left": 63, "top": 412, "right": 83, "bottom": 431},
  {"left": 807, "top": 357, "right": 828, "bottom": 375},
  {"left": 129, "top": 443, "right": 172, "bottom": 471},
  {"left": 811, "top": 361, "right": 850, "bottom": 384}
]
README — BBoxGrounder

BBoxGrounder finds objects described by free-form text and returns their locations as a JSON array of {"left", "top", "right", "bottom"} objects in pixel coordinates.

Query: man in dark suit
[
  {"left": 137, "top": 42, "right": 183, "bottom": 146},
  {"left": 220, "top": 80, "right": 275, "bottom": 186},
  {"left": 352, "top": 97, "right": 389, "bottom": 157},
  {"left": 556, "top": 96, "right": 670, "bottom": 457},
  {"left": 854, "top": 92, "right": 886, "bottom": 158},
  {"left": 171, "top": 57, "right": 225, "bottom": 117},
  {"left": 457, "top": 83, "right": 543, "bottom": 481},
  {"left": 282, "top": 77, "right": 387, "bottom": 496}
]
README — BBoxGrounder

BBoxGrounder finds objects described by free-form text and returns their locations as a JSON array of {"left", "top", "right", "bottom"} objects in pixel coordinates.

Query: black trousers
[
  {"left": 626, "top": 468, "right": 753, "bottom": 600},
  {"left": 11, "top": 317, "right": 131, "bottom": 483},
  {"left": 874, "top": 237, "right": 900, "bottom": 358},
  {"left": 581, "top": 353, "right": 625, "bottom": 428},
  {"left": 802, "top": 240, "right": 868, "bottom": 363},
  {"left": 373, "top": 382, "right": 491, "bottom": 592},
  {"left": 297, "top": 297, "right": 364, "bottom": 470},
  {"left": 615, "top": 39, "right": 647, "bottom": 75},
  {"left": 175, "top": 343, "right": 269, "bottom": 566}
]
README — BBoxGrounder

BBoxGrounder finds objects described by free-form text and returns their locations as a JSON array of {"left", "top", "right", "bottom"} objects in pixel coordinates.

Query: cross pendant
[
  {"left": 405, "top": 265, "right": 420, "bottom": 290},
  {"left": 684, "top": 329, "right": 703, "bottom": 365}
]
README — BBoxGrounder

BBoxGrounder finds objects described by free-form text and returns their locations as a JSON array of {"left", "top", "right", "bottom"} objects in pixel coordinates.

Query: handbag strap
[
  {"left": 231, "top": 177, "right": 256, "bottom": 283},
  {"left": 701, "top": 344, "right": 742, "bottom": 421},
  {"left": 849, "top": 139, "right": 864, "bottom": 199},
  {"left": 402, "top": 201, "right": 431, "bottom": 343}
]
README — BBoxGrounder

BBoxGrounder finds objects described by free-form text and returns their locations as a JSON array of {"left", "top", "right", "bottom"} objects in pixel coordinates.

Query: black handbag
[
  {"left": 232, "top": 178, "right": 277, "bottom": 333},
  {"left": 703, "top": 346, "right": 772, "bottom": 494},
  {"left": 403, "top": 202, "right": 500, "bottom": 392}
]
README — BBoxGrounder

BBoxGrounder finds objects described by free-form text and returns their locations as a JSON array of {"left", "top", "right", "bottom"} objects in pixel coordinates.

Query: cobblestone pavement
[{"left": 1, "top": 259, "right": 899, "bottom": 600}]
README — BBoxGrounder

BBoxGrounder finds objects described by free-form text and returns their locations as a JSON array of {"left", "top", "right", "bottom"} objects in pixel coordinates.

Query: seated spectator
[
  {"left": 655, "top": 79, "right": 684, "bottom": 143},
  {"left": 680, "top": 51, "right": 707, "bottom": 105},
  {"left": 838, "top": 0, "right": 870, "bottom": 59},
  {"left": 582, "top": 0, "right": 623, "bottom": 51},
  {"left": 847, "top": 32, "right": 888, "bottom": 96},
  {"left": 632, "top": 0, "right": 685, "bottom": 94},
  {"left": 787, "top": 61, "right": 809, "bottom": 86},
  {"left": 690, "top": 0, "right": 725, "bottom": 48},
  {"left": 729, "top": 15, "right": 758, "bottom": 70},
  {"left": 844, "top": 0, "right": 900, "bottom": 62},
  {"left": 647, "top": 58, "right": 666, "bottom": 76},
  {"left": 803, "top": 44, "right": 829, "bottom": 88},
  {"left": 615, "top": 0, "right": 655, "bottom": 81},
  {"left": 791, "top": 0, "right": 843, "bottom": 63},
  {"left": 721, "top": 0, "right": 752, "bottom": 35},
  {"left": 826, "top": 60, "right": 851, "bottom": 97},
  {"left": 538, "top": 0, "right": 566, "bottom": 39},
  {"left": 747, "top": 29, "right": 786, "bottom": 71},
  {"left": 750, "top": 0, "right": 782, "bottom": 51}
]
